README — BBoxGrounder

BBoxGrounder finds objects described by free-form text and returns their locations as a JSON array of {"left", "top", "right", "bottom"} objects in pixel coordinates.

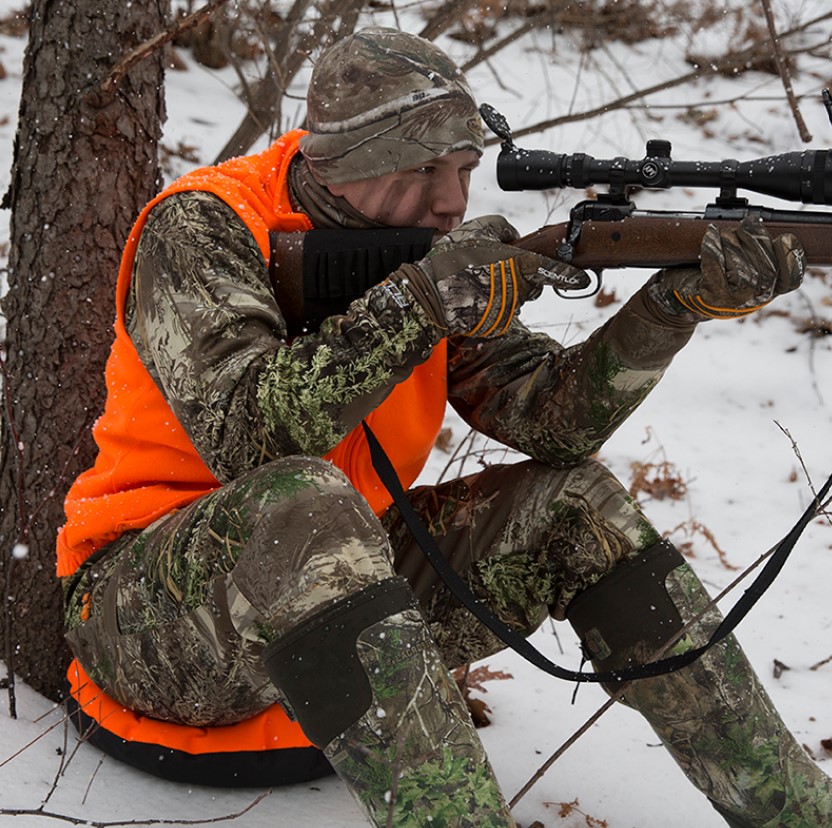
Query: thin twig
[
  {"left": 461, "top": 14, "right": 549, "bottom": 74},
  {"left": 418, "top": 0, "right": 480, "bottom": 41},
  {"left": 621, "top": 90, "right": 820, "bottom": 111},
  {"left": 759, "top": 0, "right": 812, "bottom": 142},
  {"left": 214, "top": 0, "right": 367, "bottom": 162},
  {"left": 41, "top": 716, "right": 71, "bottom": 807},
  {"left": 809, "top": 654, "right": 832, "bottom": 671},
  {"left": 1, "top": 341, "right": 24, "bottom": 719},
  {"left": 436, "top": 428, "right": 478, "bottom": 483},
  {"left": 0, "top": 712, "right": 69, "bottom": 769},
  {"left": 790, "top": 289, "right": 825, "bottom": 406},
  {"left": 81, "top": 757, "right": 105, "bottom": 806},
  {"left": 0, "top": 791, "right": 270, "bottom": 826},
  {"left": 772, "top": 423, "right": 832, "bottom": 528},
  {"left": 774, "top": 421, "right": 817, "bottom": 501}
]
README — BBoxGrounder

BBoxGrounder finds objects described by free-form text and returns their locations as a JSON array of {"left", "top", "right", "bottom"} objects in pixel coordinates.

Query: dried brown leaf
[
  {"left": 435, "top": 427, "right": 454, "bottom": 453},
  {"left": 465, "top": 664, "right": 514, "bottom": 692},
  {"left": 629, "top": 459, "right": 688, "bottom": 502},
  {"left": 452, "top": 663, "right": 514, "bottom": 728},
  {"left": 668, "top": 519, "right": 738, "bottom": 571},
  {"left": 594, "top": 287, "right": 618, "bottom": 308}
]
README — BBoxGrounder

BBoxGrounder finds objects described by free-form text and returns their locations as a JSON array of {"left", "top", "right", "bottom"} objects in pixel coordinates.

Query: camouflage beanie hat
[{"left": 300, "top": 27, "right": 484, "bottom": 184}]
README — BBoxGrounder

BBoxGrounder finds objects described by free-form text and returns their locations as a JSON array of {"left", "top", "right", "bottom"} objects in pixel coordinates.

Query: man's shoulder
[{"left": 145, "top": 190, "right": 238, "bottom": 231}]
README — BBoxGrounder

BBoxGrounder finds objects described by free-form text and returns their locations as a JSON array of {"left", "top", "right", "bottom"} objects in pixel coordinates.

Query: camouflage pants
[
  {"left": 62, "top": 453, "right": 832, "bottom": 826},
  {"left": 64, "top": 454, "right": 656, "bottom": 726}
]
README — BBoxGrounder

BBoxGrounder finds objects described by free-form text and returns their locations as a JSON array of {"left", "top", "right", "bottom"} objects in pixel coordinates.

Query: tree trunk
[{"left": 0, "top": 0, "right": 168, "bottom": 701}]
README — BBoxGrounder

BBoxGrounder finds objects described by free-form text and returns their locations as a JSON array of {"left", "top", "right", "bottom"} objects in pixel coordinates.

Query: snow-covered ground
[{"left": 2, "top": 2, "right": 832, "bottom": 826}]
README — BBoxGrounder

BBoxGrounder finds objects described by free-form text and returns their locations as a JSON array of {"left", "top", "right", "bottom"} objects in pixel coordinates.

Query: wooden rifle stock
[{"left": 517, "top": 214, "right": 832, "bottom": 269}]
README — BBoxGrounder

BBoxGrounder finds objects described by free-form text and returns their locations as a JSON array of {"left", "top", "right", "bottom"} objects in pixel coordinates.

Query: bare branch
[
  {"left": 461, "top": 14, "right": 549, "bottom": 74},
  {"left": 810, "top": 653, "right": 832, "bottom": 671},
  {"left": 81, "top": 757, "right": 105, "bottom": 806},
  {"left": 774, "top": 421, "right": 817, "bottom": 501},
  {"left": 0, "top": 791, "right": 270, "bottom": 826},
  {"left": 214, "top": 0, "right": 366, "bottom": 163},
  {"left": 418, "top": 0, "right": 480, "bottom": 41},
  {"left": 0, "top": 712, "right": 69, "bottom": 769},
  {"left": 759, "top": 0, "right": 812, "bottom": 142},
  {"left": 493, "top": 10, "right": 832, "bottom": 145}
]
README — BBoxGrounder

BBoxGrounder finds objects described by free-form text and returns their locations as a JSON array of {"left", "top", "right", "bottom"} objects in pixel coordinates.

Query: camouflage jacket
[{"left": 127, "top": 190, "right": 698, "bottom": 484}]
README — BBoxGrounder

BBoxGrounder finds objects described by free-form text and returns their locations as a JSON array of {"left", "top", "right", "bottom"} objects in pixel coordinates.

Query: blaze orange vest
[{"left": 58, "top": 130, "right": 448, "bottom": 782}]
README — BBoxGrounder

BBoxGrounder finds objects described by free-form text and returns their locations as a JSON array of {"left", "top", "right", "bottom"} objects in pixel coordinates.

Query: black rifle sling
[
  {"left": 362, "top": 420, "right": 832, "bottom": 684},
  {"left": 269, "top": 227, "right": 433, "bottom": 338}
]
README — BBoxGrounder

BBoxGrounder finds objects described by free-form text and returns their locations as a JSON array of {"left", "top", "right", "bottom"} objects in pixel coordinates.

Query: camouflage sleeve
[
  {"left": 447, "top": 287, "right": 698, "bottom": 467},
  {"left": 127, "top": 191, "right": 440, "bottom": 483}
]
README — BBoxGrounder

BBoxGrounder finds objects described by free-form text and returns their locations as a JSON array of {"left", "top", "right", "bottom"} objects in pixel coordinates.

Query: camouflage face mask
[{"left": 300, "top": 27, "right": 484, "bottom": 185}]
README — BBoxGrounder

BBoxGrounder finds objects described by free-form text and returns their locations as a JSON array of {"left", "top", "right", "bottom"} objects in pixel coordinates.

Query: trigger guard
[{"left": 554, "top": 270, "right": 603, "bottom": 299}]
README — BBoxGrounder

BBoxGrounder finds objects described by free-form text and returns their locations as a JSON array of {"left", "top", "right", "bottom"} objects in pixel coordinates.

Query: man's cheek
[{"left": 381, "top": 181, "right": 433, "bottom": 225}]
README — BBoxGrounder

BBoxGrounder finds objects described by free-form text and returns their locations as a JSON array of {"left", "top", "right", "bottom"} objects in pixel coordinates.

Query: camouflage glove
[
  {"left": 390, "top": 215, "right": 590, "bottom": 337},
  {"left": 650, "top": 214, "right": 805, "bottom": 321}
]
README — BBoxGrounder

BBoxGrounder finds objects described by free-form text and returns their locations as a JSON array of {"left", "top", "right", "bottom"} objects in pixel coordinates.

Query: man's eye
[{"left": 415, "top": 166, "right": 435, "bottom": 175}]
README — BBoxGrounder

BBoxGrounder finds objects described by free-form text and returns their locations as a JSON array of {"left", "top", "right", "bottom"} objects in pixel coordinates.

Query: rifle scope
[{"left": 496, "top": 143, "right": 832, "bottom": 205}]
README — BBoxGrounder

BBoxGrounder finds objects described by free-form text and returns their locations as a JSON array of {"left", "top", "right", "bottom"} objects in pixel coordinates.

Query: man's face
[{"left": 325, "top": 150, "right": 480, "bottom": 235}]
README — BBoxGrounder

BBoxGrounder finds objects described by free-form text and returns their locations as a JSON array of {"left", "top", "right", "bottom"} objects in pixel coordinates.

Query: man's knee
[
  {"left": 532, "top": 458, "right": 661, "bottom": 617},
  {"left": 520, "top": 457, "right": 650, "bottom": 542},
  {"left": 228, "top": 457, "right": 397, "bottom": 635}
]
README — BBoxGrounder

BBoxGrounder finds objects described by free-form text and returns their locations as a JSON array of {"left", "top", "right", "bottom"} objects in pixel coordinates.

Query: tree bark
[{"left": 0, "top": 0, "right": 168, "bottom": 701}]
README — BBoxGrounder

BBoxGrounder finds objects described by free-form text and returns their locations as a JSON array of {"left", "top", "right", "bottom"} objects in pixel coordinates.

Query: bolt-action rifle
[
  {"left": 479, "top": 97, "right": 832, "bottom": 281},
  {"left": 272, "top": 95, "right": 832, "bottom": 333}
]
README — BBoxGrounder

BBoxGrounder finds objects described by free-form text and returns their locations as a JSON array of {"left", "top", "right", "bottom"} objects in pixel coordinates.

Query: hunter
[{"left": 58, "top": 26, "right": 832, "bottom": 827}]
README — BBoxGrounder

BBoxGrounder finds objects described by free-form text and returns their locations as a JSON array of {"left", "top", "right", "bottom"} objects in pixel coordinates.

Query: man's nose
[{"left": 432, "top": 173, "right": 468, "bottom": 217}]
